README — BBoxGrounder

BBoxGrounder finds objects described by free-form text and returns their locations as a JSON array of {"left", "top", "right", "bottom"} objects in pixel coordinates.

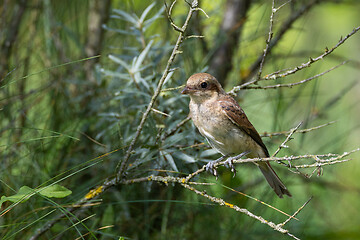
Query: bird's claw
[
  {"left": 205, "top": 155, "right": 227, "bottom": 180},
  {"left": 205, "top": 160, "right": 218, "bottom": 179},
  {"left": 224, "top": 157, "right": 237, "bottom": 177},
  {"left": 205, "top": 151, "right": 250, "bottom": 179}
]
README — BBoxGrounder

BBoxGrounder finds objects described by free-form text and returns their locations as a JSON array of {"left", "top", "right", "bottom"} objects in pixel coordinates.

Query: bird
[{"left": 181, "top": 73, "right": 291, "bottom": 198}]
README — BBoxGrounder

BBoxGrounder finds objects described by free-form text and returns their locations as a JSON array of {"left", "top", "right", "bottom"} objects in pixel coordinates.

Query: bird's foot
[
  {"left": 224, "top": 151, "right": 251, "bottom": 178},
  {"left": 205, "top": 155, "right": 228, "bottom": 179},
  {"left": 205, "top": 152, "right": 250, "bottom": 179}
]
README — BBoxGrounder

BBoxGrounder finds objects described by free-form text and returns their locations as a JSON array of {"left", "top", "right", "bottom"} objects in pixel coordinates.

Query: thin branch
[
  {"left": 245, "top": 61, "right": 347, "bottom": 90},
  {"left": 280, "top": 196, "right": 313, "bottom": 227},
  {"left": 296, "top": 159, "right": 350, "bottom": 169},
  {"left": 272, "top": 122, "right": 302, "bottom": 157},
  {"left": 161, "top": 115, "right": 191, "bottom": 141},
  {"left": 257, "top": 0, "right": 276, "bottom": 81},
  {"left": 160, "top": 84, "right": 185, "bottom": 92},
  {"left": 181, "top": 183, "right": 292, "bottom": 236},
  {"left": 165, "top": 0, "right": 184, "bottom": 32},
  {"left": 261, "top": 121, "right": 336, "bottom": 138}
]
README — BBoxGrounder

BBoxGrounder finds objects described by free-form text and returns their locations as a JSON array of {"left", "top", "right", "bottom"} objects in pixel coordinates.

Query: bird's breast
[{"left": 189, "top": 99, "right": 262, "bottom": 156}]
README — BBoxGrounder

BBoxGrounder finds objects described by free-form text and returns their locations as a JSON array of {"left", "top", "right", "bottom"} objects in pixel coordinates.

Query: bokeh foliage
[{"left": 1, "top": 0, "right": 360, "bottom": 239}]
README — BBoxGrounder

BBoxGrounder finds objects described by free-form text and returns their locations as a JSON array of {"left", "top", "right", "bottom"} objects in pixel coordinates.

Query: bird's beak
[{"left": 181, "top": 86, "right": 192, "bottom": 94}]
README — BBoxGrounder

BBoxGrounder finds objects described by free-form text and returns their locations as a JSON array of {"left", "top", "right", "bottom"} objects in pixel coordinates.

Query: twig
[
  {"left": 223, "top": 184, "right": 298, "bottom": 220},
  {"left": 261, "top": 121, "right": 336, "bottom": 138},
  {"left": 272, "top": 122, "right": 302, "bottom": 157},
  {"left": 181, "top": 183, "right": 292, "bottom": 236},
  {"left": 279, "top": 196, "right": 313, "bottom": 227},
  {"left": 165, "top": 0, "right": 184, "bottom": 32},
  {"left": 296, "top": 159, "right": 350, "bottom": 169},
  {"left": 161, "top": 84, "right": 185, "bottom": 92},
  {"left": 257, "top": 0, "right": 276, "bottom": 81},
  {"left": 116, "top": 1, "right": 205, "bottom": 180},
  {"left": 151, "top": 108, "right": 171, "bottom": 117},
  {"left": 161, "top": 115, "right": 191, "bottom": 141},
  {"left": 245, "top": 61, "right": 347, "bottom": 90}
]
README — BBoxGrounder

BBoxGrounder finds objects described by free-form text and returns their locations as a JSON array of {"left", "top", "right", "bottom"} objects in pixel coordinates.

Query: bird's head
[{"left": 181, "top": 73, "right": 225, "bottom": 101}]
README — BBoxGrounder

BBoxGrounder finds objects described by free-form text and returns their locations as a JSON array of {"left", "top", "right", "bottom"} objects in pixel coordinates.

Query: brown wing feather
[{"left": 219, "top": 95, "right": 270, "bottom": 157}]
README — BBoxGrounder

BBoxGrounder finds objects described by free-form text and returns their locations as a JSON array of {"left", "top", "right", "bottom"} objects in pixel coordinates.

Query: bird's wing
[{"left": 219, "top": 96, "right": 269, "bottom": 157}]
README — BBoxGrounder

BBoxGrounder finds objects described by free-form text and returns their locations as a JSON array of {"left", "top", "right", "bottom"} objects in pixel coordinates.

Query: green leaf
[
  {"left": 38, "top": 184, "right": 72, "bottom": 198},
  {"left": 108, "top": 55, "right": 130, "bottom": 70},
  {"left": 0, "top": 186, "right": 33, "bottom": 208},
  {"left": 0, "top": 184, "right": 72, "bottom": 208},
  {"left": 139, "top": 2, "right": 156, "bottom": 24},
  {"left": 132, "top": 40, "right": 153, "bottom": 71},
  {"left": 160, "top": 150, "right": 179, "bottom": 172},
  {"left": 112, "top": 9, "right": 137, "bottom": 24}
]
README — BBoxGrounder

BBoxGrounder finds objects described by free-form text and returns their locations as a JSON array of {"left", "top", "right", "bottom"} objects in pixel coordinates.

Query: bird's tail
[{"left": 258, "top": 162, "right": 292, "bottom": 198}]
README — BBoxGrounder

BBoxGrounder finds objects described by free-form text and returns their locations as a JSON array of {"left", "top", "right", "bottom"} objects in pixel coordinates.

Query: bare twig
[
  {"left": 280, "top": 196, "right": 313, "bottom": 227},
  {"left": 245, "top": 61, "right": 347, "bottom": 90},
  {"left": 296, "top": 159, "right": 350, "bottom": 169},
  {"left": 257, "top": 0, "right": 276, "bottom": 81},
  {"left": 161, "top": 115, "right": 191, "bottom": 141},
  {"left": 272, "top": 122, "right": 302, "bottom": 157},
  {"left": 261, "top": 121, "right": 336, "bottom": 138}
]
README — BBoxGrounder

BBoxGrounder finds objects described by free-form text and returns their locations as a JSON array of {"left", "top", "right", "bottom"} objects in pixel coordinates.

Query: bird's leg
[
  {"left": 205, "top": 154, "right": 229, "bottom": 179},
  {"left": 224, "top": 151, "right": 251, "bottom": 178}
]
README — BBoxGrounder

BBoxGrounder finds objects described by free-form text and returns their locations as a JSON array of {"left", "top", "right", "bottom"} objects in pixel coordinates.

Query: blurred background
[{"left": 1, "top": 0, "right": 359, "bottom": 239}]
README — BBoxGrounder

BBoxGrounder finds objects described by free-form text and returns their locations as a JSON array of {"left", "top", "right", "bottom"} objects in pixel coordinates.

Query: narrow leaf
[{"left": 38, "top": 184, "right": 72, "bottom": 198}]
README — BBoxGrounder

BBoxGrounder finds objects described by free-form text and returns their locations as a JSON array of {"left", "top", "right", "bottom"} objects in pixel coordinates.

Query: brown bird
[{"left": 182, "top": 73, "right": 291, "bottom": 198}]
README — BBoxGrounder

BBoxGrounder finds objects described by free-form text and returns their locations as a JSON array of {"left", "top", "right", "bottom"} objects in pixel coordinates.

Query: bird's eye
[{"left": 200, "top": 82, "right": 207, "bottom": 88}]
